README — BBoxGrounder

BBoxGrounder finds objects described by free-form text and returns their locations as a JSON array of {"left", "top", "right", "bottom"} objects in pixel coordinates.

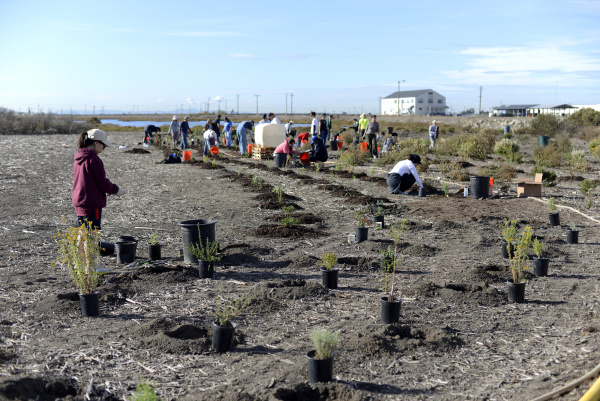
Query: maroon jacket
[{"left": 72, "top": 148, "right": 119, "bottom": 215}]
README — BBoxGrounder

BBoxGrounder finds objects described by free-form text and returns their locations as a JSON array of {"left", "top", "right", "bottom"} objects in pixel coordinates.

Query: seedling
[
  {"left": 315, "top": 162, "right": 323, "bottom": 173},
  {"left": 272, "top": 186, "right": 284, "bottom": 203},
  {"left": 320, "top": 251, "right": 338, "bottom": 271},
  {"left": 203, "top": 155, "right": 209, "bottom": 163},
  {"left": 510, "top": 226, "right": 533, "bottom": 283},
  {"left": 187, "top": 236, "right": 220, "bottom": 262},
  {"left": 148, "top": 232, "right": 160, "bottom": 246},
  {"left": 374, "top": 200, "right": 384, "bottom": 217},
  {"left": 443, "top": 183, "right": 449, "bottom": 196},
  {"left": 533, "top": 238, "right": 543, "bottom": 258},
  {"left": 280, "top": 205, "right": 299, "bottom": 227},
  {"left": 547, "top": 197, "right": 556, "bottom": 213},
  {"left": 132, "top": 378, "right": 160, "bottom": 401},
  {"left": 310, "top": 329, "right": 338, "bottom": 360},
  {"left": 214, "top": 282, "right": 255, "bottom": 327},
  {"left": 356, "top": 209, "right": 368, "bottom": 228},
  {"left": 570, "top": 222, "right": 577, "bottom": 231}
]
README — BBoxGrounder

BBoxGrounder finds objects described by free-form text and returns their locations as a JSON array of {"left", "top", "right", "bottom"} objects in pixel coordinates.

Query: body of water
[{"left": 101, "top": 119, "right": 309, "bottom": 128}]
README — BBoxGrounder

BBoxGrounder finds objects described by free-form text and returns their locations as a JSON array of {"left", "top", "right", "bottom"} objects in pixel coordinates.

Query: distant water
[{"left": 101, "top": 119, "right": 309, "bottom": 128}]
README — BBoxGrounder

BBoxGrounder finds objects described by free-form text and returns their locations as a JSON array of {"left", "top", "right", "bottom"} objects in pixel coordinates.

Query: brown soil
[{"left": 1, "top": 132, "right": 600, "bottom": 400}]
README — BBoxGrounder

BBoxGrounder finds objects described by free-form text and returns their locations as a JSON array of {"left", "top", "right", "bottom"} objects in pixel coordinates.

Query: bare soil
[{"left": 1, "top": 131, "right": 600, "bottom": 400}]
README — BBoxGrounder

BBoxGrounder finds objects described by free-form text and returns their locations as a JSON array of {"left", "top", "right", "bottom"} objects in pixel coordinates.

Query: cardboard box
[{"left": 514, "top": 173, "right": 543, "bottom": 197}]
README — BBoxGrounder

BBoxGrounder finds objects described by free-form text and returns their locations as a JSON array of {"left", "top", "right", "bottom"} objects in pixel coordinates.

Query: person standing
[
  {"left": 269, "top": 112, "right": 281, "bottom": 124},
  {"left": 350, "top": 118, "right": 359, "bottom": 144},
  {"left": 318, "top": 113, "right": 329, "bottom": 143},
  {"left": 213, "top": 115, "right": 222, "bottom": 142},
  {"left": 143, "top": 125, "right": 161, "bottom": 144},
  {"left": 429, "top": 120, "right": 439, "bottom": 149},
  {"left": 167, "top": 116, "right": 180, "bottom": 148},
  {"left": 365, "top": 115, "right": 380, "bottom": 158},
  {"left": 386, "top": 154, "right": 423, "bottom": 195},
  {"left": 358, "top": 113, "right": 369, "bottom": 141},
  {"left": 326, "top": 114, "right": 333, "bottom": 143},
  {"left": 310, "top": 111, "right": 318, "bottom": 137},
  {"left": 72, "top": 129, "right": 126, "bottom": 230},
  {"left": 237, "top": 120, "right": 254, "bottom": 156},
  {"left": 179, "top": 117, "right": 192, "bottom": 149},
  {"left": 223, "top": 117, "right": 233, "bottom": 146},
  {"left": 284, "top": 120, "right": 294, "bottom": 135}
]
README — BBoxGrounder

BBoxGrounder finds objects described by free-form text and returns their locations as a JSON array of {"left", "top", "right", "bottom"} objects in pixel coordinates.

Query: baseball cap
[{"left": 87, "top": 129, "right": 115, "bottom": 147}]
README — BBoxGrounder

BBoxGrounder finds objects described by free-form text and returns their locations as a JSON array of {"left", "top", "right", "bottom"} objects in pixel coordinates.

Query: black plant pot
[
  {"left": 99, "top": 241, "right": 115, "bottom": 256},
  {"left": 373, "top": 215, "right": 384, "bottom": 228},
  {"left": 274, "top": 152, "right": 287, "bottom": 168},
  {"left": 79, "top": 291, "right": 100, "bottom": 317},
  {"left": 115, "top": 241, "right": 136, "bottom": 264},
  {"left": 548, "top": 212, "right": 560, "bottom": 227},
  {"left": 418, "top": 187, "right": 426, "bottom": 197},
  {"left": 507, "top": 281, "right": 526, "bottom": 303},
  {"left": 321, "top": 268, "right": 339, "bottom": 289},
  {"left": 533, "top": 257, "right": 550, "bottom": 277},
  {"left": 381, "top": 296, "right": 401, "bottom": 324},
  {"left": 567, "top": 229, "right": 579, "bottom": 244},
  {"left": 148, "top": 244, "right": 161, "bottom": 261},
  {"left": 118, "top": 235, "right": 138, "bottom": 254},
  {"left": 330, "top": 140, "right": 338, "bottom": 151},
  {"left": 501, "top": 240, "right": 514, "bottom": 259},
  {"left": 355, "top": 227, "right": 369, "bottom": 243},
  {"left": 198, "top": 260, "right": 214, "bottom": 279},
  {"left": 212, "top": 321, "right": 236, "bottom": 353},
  {"left": 178, "top": 219, "right": 217, "bottom": 264},
  {"left": 306, "top": 351, "right": 334, "bottom": 383}
]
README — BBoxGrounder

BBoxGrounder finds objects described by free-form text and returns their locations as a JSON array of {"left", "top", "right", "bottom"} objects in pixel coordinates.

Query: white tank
[{"left": 254, "top": 123, "right": 286, "bottom": 148}]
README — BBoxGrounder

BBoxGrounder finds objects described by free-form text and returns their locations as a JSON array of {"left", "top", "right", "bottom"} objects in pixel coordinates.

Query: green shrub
[
  {"left": 588, "top": 136, "right": 600, "bottom": 161},
  {"left": 338, "top": 147, "right": 371, "bottom": 168},
  {"left": 529, "top": 114, "right": 562, "bottom": 137},
  {"left": 532, "top": 144, "right": 563, "bottom": 167},
  {"left": 566, "top": 152, "right": 590, "bottom": 173},
  {"left": 568, "top": 108, "right": 600, "bottom": 127},
  {"left": 493, "top": 138, "right": 521, "bottom": 162},
  {"left": 531, "top": 166, "right": 557, "bottom": 186},
  {"left": 478, "top": 163, "right": 517, "bottom": 183}
]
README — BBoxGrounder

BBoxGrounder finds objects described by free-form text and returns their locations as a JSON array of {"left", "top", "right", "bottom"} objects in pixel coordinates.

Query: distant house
[
  {"left": 382, "top": 89, "right": 446, "bottom": 116},
  {"left": 491, "top": 104, "right": 578, "bottom": 117}
]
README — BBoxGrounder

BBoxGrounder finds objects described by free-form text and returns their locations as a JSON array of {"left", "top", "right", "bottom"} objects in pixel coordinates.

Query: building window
[
  {"left": 428, "top": 92, "right": 433, "bottom": 95},
  {"left": 438, "top": 99, "right": 442, "bottom": 104},
  {"left": 428, "top": 99, "right": 433, "bottom": 104},
  {"left": 418, "top": 99, "right": 423, "bottom": 103},
  {"left": 394, "top": 100, "right": 397, "bottom": 104}
]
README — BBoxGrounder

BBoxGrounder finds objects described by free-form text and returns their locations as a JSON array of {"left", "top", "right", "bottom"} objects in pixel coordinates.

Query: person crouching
[
  {"left": 203, "top": 129, "right": 217, "bottom": 156},
  {"left": 387, "top": 154, "right": 424, "bottom": 195}
]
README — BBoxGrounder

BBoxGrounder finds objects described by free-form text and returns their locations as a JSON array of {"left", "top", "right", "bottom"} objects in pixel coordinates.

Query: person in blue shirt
[
  {"left": 236, "top": 120, "right": 254, "bottom": 156},
  {"left": 179, "top": 117, "right": 192, "bottom": 149},
  {"left": 308, "top": 134, "right": 328, "bottom": 163},
  {"left": 223, "top": 117, "right": 233, "bottom": 146}
]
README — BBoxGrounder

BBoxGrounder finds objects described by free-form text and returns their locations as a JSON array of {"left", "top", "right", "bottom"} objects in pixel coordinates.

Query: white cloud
[{"left": 186, "top": 98, "right": 194, "bottom": 104}]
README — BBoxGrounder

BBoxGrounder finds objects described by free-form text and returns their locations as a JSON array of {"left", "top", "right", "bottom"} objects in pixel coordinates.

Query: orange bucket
[
  {"left": 338, "top": 141, "right": 343, "bottom": 149},
  {"left": 247, "top": 144, "right": 253, "bottom": 154},
  {"left": 359, "top": 142, "right": 368, "bottom": 152},
  {"left": 182, "top": 150, "right": 192, "bottom": 161},
  {"left": 377, "top": 146, "right": 380, "bottom": 152},
  {"left": 210, "top": 146, "right": 219, "bottom": 155},
  {"left": 299, "top": 152, "right": 309, "bottom": 162},
  {"left": 223, "top": 137, "right": 227, "bottom": 146},
  {"left": 301, "top": 140, "right": 308, "bottom": 144}
]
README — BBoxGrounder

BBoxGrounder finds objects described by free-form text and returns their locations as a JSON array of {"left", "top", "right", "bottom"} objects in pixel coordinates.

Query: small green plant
[
  {"left": 382, "top": 219, "right": 408, "bottom": 299},
  {"left": 212, "top": 159, "right": 216, "bottom": 166},
  {"left": 329, "top": 171, "right": 335, "bottom": 184},
  {"left": 258, "top": 177, "right": 264, "bottom": 190},
  {"left": 547, "top": 197, "right": 556, "bottom": 213},
  {"left": 500, "top": 219, "right": 517, "bottom": 243},
  {"left": 280, "top": 205, "right": 299, "bottom": 227},
  {"left": 442, "top": 183, "right": 449, "bottom": 196},
  {"left": 580, "top": 179, "right": 598, "bottom": 209},
  {"left": 132, "top": 378, "right": 160, "bottom": 401},
  {"left": 533, "top": 238, "right": 543, "bottom": 258},
  {"left": 272, "top": 186, "right": 284, "bottom": 203},
  {"left": 356, "top": 209, "right": 368, "bottom": 228},
  {"left": 237, "top": 167, "right": 245, "bottom": 176},
  {"left": 148, "top": 232, "right": 160, "bottom": 246},
  {"left": 320, "top": 251, "right": 338, "bottom": 271},
  {"left": 510, "top": 226, "right": 533, "bottom": 283},
  {"left": 315, "top": 162, "right": 323, "bottom": 173},
  {"left": 335, "top": 163, "right": 342, "bottom": 171},
  {"left": 187, "top": 236, "right": 220, "bottom": 262},
  {"left": 368, "top": 167, "right": 375, "bottom": 176},
  {"left": 203, "top": 155, "right": 209, "bottom": 163},
  {"left": 374, "top": 200, "right": 384, "bottom": 217},
  {"left": 252, "top": 175, "right": 258, "bottom": 185},
  {"left": 310, "top": 329, "right": 338, "bottom": 360},
  {"left": 570, "top": 222, "right": 577, "bottom": 231},
  {"left": 214, "top": 283, "right": 255, "bottom": 327},
  {"left": 300, "top": 167, "right": 306, "bottom": 174},
  {"left": 54, "top": 222, "right": 102, "bottom": 294}
]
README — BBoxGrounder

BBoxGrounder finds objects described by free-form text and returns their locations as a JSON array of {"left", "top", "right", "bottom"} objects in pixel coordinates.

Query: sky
[{"left": 1, "top": 0, "right": 599, "bottom": 115}]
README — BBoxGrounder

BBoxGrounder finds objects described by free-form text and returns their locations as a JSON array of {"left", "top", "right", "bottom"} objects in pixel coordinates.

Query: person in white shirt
[
  {"left": 309, "top": 111, "right": 318, "bottom": 136},
  {"left": 203, "top": 129, "right": 217, "bottom": 156},
  {"left": 387, "top": 154, "right": 424, "bottom": 195},
  {"left": 269, "top": 112, "right": 281, "bottom": 124},
  {"left": 284, "top": 121, "right": 293, "bottom": 134}
]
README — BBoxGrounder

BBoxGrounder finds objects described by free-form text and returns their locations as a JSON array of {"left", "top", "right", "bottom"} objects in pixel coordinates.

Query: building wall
[{"left": 382, "top": 90, "right": 446, "bottom": 116}]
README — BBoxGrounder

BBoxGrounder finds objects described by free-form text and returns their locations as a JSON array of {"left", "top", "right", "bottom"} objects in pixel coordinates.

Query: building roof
[
  {"left": 492, "top": 104, "right": 538, "bottom": 110},
  {"left": 529, "top": 104, "right": 576, "bottom": 109},
  {"left": 384, "top": 89, "right": 435, "bottom": 99}
]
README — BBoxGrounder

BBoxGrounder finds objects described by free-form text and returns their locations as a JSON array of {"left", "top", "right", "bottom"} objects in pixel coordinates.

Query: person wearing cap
[
  {"left": 223, "top": 117, "right": 233, "bottom": 146},
  {"left": 365, "top": 115, "right": 380, "bottom": 158},
  {"left": 258, "top": 114, "right": 269, "bottom": 124},
  {"left": 284, "top": 120, "right": 294, "bottom": 135},
  {"left": 167, "top": 116, "right": 180, "bottom": 148},
  {"left": 72, "top": 129, "right": 126, "bottom": 230},
  {"left": 358, "top": 113, "right": 369, "bottom": 141},
  {"left": 386, "top": 154, "right": 424, "bottom": 195},
  {"left": 381, "top": 132, "right": 398, "bottom": 153},
  {"left": 203, "top": 128, "right": 217, "bottom": 156},
  {"left": 429, "top": 120, "right": 439, "bottom": 149},
  {"left": 269, "top": 113, "right": 281, "bottom": 124},
  {"left": 236, "top": 120, "right": 255, "bottom": 156},
  {"left": 180, "top": 117, "right": 192, "bottom": 149},
  {"left": 308, "top": 133, "right": 328, "bottom": 163}
]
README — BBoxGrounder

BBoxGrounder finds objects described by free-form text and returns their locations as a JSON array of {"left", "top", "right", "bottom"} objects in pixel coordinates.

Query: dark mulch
[
  {"left": 264, "top": 212, "right": 323, "bottom": 224},
  {"left": 124, "top": 148, "right": 151, "bottom": 154},
  {"left": 249, "top": 224, "right": 327, "bottom": 238}
]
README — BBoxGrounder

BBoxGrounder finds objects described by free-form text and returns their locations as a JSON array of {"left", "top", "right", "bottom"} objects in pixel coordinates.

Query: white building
[{"left": 382, "top": 89, "right": 447, "bottom": 116}]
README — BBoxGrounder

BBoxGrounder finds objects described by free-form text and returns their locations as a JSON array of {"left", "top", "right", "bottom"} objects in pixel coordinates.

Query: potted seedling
[
  {"left": 306, "top": 329, "right": 339, "bottom": 383},
  {"left": 500, "top": 219, "right": 517, "bottom": 259},
  {"left": 566, "top": 222, "right": 579, "bottom": 244},
  {"left": 380, "top": 220, "right": 407, "bottom": 323},
  {"left": 212, "top": 286, "right": 254, "bottom": 353},
  {"left": 55, "top": 223, "right": 103, "bottom": 316},
  {"left": 188, "top": 237, "right": 220, "bottom": 279},
  {"left": 508, "top": 226, "right": 533, "bottom": 303},
  {"left": 319, "top": 251, "right": 339, "bottom": 289},
  {"left": 355, "top": 209, "right": 369, "bottom": 243},
  {"left": 532, "top": 237, "right": 550, "bottom": 277},
  {"left": 372, "top": 201, "right": 385, "bottom": 228},
  {"left": 147, "top": 232, "right": 161, "bottom": 261},
  {"left": 548, "top": 197, "right": 560, "bottom": 227}
]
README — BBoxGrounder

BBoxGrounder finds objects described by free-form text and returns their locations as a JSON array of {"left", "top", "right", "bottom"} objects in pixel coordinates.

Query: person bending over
[
  {"left": 308, "top": 134, "right": 328, "bottom": 163},
  {"left": 387, "top": 154, "right": 423, "bottom": 195}
]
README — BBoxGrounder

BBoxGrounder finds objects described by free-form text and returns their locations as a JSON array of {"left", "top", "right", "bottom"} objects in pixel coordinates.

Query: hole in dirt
[
  {"left": 273, "top": 383, "right": 366, "bottom": 401},
  {"left": 250, "top": 224, "right": 327, "bottom": 239},
  {"left": 0, "top": 377, "right": 79, "bottom": 401},
  {"left": 258, "top": 201, "right": 303, "bottom": 210},
  {"left": 165, "top": 325, "right": 208, "bottom": 340},
  {"left": 259, "top": 279, "right": 329, "bottom": 301},
  {"left": 124, "top": 148, "right": 151, "bottom": 154},
  {"left": 265, "top": 212, "right": 323, "bottom": 225},
  {"left": 57, "top": 292, "right": 79, "bottom": 301},
  {"left": 123, "top": 318, "right": 213, "bottom": 354}
]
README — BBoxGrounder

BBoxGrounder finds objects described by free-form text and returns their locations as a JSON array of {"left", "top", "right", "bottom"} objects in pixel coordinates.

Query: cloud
[
  {"left": 186, "top": 98, "right": 194, "bottom": 104},
  {"left": 165, "top": 31, "right": 236, "bottom": 37},
  {"left": 228, "top": 53, "right": 259, "bottom": 59},
  {"left": 213, "top": 96, "right": 223, "bottom": 101},
  {"left": 443, "top": 45, "right": 600, "bottom": 86}
]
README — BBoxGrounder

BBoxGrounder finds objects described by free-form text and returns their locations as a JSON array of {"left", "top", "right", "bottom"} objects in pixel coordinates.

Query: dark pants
[
  {"left": 367, "top": 134, "right": 378, "bottom": 157},
  {"left": 77, "top": 209, "right": 102, "bottom": 230},
  {"left": 387, "top": 173, "right": 416, "bottom": 194},
  {"left": 320, "top": 131, "right": 328, "bottom": 144}
]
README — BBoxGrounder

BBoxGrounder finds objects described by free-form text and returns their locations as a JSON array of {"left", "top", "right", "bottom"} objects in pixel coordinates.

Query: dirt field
[{"left": 1, "top": 131, "right": 600, "bottom": 400}]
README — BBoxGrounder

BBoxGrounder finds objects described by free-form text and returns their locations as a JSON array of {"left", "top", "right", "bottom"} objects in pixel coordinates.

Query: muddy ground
[{"left": 1, "top": 131, "right": 600, "bottom": 400}]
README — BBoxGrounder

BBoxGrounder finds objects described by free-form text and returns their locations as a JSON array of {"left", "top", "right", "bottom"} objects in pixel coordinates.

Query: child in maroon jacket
[{"left": 72, "top": 129, "right": 126, "bottom": 230}]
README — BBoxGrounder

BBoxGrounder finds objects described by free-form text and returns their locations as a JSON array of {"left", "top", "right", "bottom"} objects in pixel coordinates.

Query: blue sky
[{"left": 1, "top": 0, "right": 599, "bottom": 115}]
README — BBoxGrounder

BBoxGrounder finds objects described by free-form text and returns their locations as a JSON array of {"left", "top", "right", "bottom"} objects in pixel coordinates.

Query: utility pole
[
  {"left": 207, "top": 97, "right": 210, "bottom": 113},
  {"left": 236, "top": 94, "right": 240, "bottom": 114},
  {"left": 217, "top": 99, "right": 221, "bottom": 112},
  {"left": 479, "top": 86, "right": 483, "bottom": 115},
  {"left": 285, "top": 93, "right": 288, "bottom": 115},
  {"left": 254, "top": 95, "right": 259, "bottom": 115},
  {"left": 378, "top": 97, "right": 382, "bottom": 115},
  {"left": 93, "top": 106, "right": 95, "bottom": 115},
  {"left": 397, "top": 80, "right": 405, "bottom": 116},
  {"left": 290, "top": 93, "right": 294, "bottom": 115}
]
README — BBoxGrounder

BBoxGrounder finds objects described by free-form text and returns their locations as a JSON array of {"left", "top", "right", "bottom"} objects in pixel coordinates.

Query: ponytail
[{"left": 77, "top": 132, "right": 95, "bottom": 149}]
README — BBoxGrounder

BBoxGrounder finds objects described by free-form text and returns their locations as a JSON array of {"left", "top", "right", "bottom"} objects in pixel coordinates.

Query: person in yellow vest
[{"left": 358, "top": 113, "right": 369, "bottom": 140}]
